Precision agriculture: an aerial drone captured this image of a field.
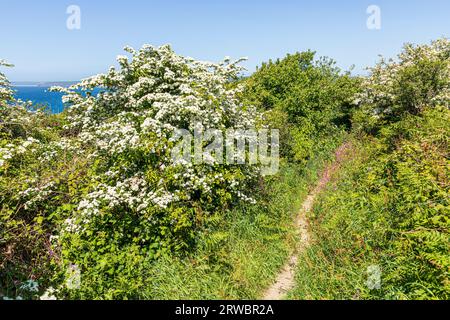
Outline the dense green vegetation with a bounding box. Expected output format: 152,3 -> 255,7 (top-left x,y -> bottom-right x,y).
1,39 -> 448,300
0,46 -> 347,300
290,39 -> 450,300
290,108 -> 449,299
244,51 -> 359,163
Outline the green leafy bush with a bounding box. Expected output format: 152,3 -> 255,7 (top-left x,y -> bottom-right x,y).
244,51 -> 359,162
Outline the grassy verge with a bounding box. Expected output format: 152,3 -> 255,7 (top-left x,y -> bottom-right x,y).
289,108 -> 449,300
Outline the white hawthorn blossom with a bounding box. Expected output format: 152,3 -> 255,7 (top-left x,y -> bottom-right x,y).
52,44 -> 262,234
0,137 -> 40,169
0,59 -> 14,103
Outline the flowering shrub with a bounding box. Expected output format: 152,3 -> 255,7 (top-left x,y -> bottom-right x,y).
354,38 -> 450,132
0,60 -> 13,105
51,44 -> 261,248
1,46 -> 266,298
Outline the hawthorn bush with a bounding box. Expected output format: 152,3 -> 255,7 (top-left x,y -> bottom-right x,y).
353,38 -> 450,132
1,46 -> 264,298
243,51 -> 359,163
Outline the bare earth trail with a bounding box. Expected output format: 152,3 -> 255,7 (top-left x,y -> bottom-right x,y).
262,142 -> 353,300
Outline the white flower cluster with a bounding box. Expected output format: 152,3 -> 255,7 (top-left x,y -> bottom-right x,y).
50,44 -> 261,235
2,281 -> 59,300
19,181 -> 56,210
38,138 -> 82,162
0,137 -> 40,168
5,280 -> 58,300
67,173 -> 178,231
0,59 -> 14,103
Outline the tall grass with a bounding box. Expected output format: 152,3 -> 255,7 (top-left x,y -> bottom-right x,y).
289,108 -> 449,300
137,135 -> 345,300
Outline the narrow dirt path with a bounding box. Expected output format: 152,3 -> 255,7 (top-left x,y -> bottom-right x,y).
262,142 -> 352,300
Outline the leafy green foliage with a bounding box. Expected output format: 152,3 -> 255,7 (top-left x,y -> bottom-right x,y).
244,51 -> 360,162
54,155 -> 339,299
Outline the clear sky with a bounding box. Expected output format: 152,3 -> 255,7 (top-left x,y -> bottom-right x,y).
1,0 -> 449,81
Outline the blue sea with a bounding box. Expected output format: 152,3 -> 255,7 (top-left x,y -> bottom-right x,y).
13,86 -> 66,113
13,85 -> 101,114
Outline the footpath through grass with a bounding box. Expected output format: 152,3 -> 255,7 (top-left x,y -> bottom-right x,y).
289,108 -> 449,300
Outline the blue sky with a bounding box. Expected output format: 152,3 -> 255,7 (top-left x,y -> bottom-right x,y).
1,0 -> 449,81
